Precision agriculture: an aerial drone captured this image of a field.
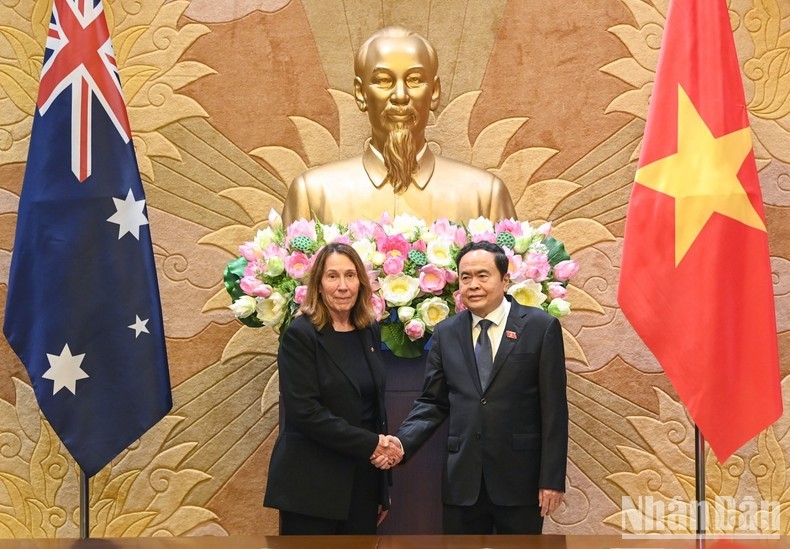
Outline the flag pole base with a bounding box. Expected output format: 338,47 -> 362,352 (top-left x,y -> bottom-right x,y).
695,425 -> 705,535
79,466 -> 89,539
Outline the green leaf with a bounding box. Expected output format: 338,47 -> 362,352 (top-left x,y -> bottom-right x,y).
544,236 -> 570,265
225,256 -> 248,280
238,315 -> 264,328
223,257 -> 248,300
380,322 -> 425,359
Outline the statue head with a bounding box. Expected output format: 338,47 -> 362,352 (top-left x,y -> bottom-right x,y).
353,27 -> 441,193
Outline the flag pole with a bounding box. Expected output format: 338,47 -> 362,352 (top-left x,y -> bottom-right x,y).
79,466 -> 89,539
695,425 -> 705,535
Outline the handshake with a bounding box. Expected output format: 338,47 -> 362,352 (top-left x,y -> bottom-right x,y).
370,434 -> 403,470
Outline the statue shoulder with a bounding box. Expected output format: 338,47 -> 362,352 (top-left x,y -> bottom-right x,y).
282,154 -> 368,225
297,154 -> 365,185
431,154 -> 516,219
432,154 -> 503,185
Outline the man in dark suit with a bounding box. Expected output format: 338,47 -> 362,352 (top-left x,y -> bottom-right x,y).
390,241 -> 568,534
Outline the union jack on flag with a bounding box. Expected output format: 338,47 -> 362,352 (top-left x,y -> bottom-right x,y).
3,0 -> 172,477
39,0 -> 131,182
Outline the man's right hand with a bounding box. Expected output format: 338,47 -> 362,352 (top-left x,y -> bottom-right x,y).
370,435 -> 403,469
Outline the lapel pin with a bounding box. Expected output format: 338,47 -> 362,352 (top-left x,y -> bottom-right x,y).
370,347 -> 375,352
506,330 -> 518,340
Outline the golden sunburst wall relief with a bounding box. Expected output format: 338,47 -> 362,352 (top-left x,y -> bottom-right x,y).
0,0 -> 787,538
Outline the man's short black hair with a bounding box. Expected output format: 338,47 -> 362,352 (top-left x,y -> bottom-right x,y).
455,241 -> 508,278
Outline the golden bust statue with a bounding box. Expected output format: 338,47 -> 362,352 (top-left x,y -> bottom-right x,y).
281,26 -> 516,225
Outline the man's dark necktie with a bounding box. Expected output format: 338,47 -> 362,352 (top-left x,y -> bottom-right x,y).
475,319 -> 494,390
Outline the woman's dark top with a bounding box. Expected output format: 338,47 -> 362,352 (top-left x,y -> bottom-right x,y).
331,328 -> 376,426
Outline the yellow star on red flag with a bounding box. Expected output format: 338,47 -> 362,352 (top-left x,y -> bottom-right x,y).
634,84 -> 766,266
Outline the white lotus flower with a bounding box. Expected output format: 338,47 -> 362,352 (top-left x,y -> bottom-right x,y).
507,280 -> 547,308
380,274 -> 421,307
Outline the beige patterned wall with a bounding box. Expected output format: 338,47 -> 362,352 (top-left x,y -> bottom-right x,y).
0,0 -> 788,538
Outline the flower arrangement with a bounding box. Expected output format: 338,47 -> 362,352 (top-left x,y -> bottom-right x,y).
225,210 -> 579,358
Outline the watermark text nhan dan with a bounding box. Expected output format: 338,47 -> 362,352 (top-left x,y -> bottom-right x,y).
620,496 -> 781,538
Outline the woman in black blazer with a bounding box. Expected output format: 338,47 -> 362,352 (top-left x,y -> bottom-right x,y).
264,242 -> 399,534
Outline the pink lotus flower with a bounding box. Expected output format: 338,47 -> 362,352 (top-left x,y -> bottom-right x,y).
547,282 -> 567,300
367,270 -> 381,291
419,265 -> 447,294
471,231 -> 496,244
239,276 -> 259,294
370,294 -> 387,320
505,249 -> 524,282
268,208 -> 283,230
372,224 -> 388,244
239,242 -> 262,262
444,270 -> 458,284
495,218 -> 522,236
377,233 -> 410,258
285,219 -> 317,243
430,218 -> 455,239
240,276 -> 272,298
379,211 -> 392,225
243,261 -> 260,278
536,221 -> 552,236
522,252 -> 551,282
383,255 -> 405,275
553,260 -> 580,281
411,239 -> 427,253
263,242 -> 288,261
453,290 -> 467,312
294,285 -> 308,304
285,251 -> 311,280
404,319 -> 426,341
349,219 -> 377,240
333,234 -> 351,245
453,227 -> 468,247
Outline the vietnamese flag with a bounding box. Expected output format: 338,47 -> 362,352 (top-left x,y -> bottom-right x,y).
617,0 -> 782,461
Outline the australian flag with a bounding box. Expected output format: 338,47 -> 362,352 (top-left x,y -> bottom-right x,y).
3,0 -> 171,477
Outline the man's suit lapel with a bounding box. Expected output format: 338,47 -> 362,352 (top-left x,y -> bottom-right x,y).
486,301 -> 528,391
455,311 -> 483,394
316,325 -> 361,395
